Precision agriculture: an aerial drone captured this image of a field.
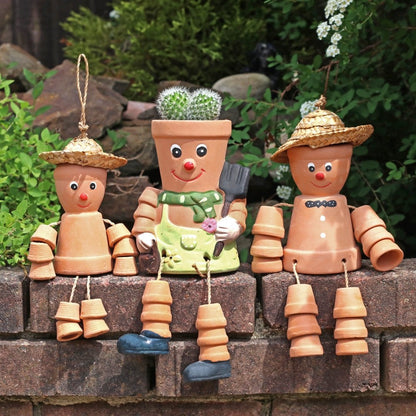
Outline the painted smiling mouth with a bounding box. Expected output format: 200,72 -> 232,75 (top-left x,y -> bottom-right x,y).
171,169 -> 205,182
311,181 -> 331,188
77,203 -> 92,208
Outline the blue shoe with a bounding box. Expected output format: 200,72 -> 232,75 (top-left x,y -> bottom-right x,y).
182,360 -> 231,383
117,330 -> 170,355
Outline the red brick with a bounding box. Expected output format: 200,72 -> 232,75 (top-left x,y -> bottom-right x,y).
156,337 -> 379,396
261,259 -> 415,331
29,270 -> 256,336
272,396 -> 416,416
0,268 -> 25,333
41,401 -> 263,416
0,340 -> 149,396
0,401 -> 32,416
382,337 -> 416,392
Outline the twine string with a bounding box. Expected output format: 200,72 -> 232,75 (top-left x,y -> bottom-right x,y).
69,276 -> 79,303
86,275 -> 91,300
342,260 -> 349,288
192,259 -> 212,304
292,261 -> 300,285
76,54 -> 89,136
156,254 -> 164,281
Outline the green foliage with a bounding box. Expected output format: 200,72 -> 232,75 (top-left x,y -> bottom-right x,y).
226,0 -> 416,255
0,73 -> 64,267
61,1 -> 267,101
156,87 -> 222,120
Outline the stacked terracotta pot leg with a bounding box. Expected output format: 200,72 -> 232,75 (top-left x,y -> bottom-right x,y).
28,224 -> 57,280
141,279 -> 173,339
107,223 -> 138,276
333,286 -> 368,355
55,301 -> 83,342
250,206 -> 284,273
351,205 -> 403,271
80,298 -> 110,338
284,283 -> 323,357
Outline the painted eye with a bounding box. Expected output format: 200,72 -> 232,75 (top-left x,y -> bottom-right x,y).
70,181 -> 78,190
170,144 -> 182,158
325,162 -> 332,172
90,182 -> 97,190
196,144 -> 207,157
307,163 -> 315,172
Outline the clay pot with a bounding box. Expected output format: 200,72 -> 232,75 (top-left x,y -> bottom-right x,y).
56,320 -> 83,342
196,303 -> 230,362
112,237 -> 138,258
251,257 -> 282,274
141,280 -> 173,338
252,206 -> 284,238
27,242 -> 54,262
369,239 -> 404,272
360,225 -> 393,256
55,301 -> 80,322
284,284 -> 319,317
80,298 -> 107,319
334,317 -> 368,339
113,256 -> 139,276
28,261 -> 55,280
335,339 -> 368,356
31,224 -> 57,249
250,234 -> 283,258
83,318 -> 110,339
107,223 -> 131,247
287,313 -> 322,340
351,205 -> 386,242
333,287 -> 367,319
289,334 -> 324,357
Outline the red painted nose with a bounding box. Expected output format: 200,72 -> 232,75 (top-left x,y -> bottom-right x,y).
184,160 -> 195,171
315,172 -> 325,180
80,192 -> 88,201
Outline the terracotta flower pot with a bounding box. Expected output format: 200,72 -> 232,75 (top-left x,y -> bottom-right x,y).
252,206 -> 284,238
351,205 -> 386,242
334,317 -> 368,339
360,225 -> 393,257
112,237 -> 138,258
113,256 -> 139,276
56,320 -> 83,342
333,287 -> 367,319
106,223 -> 131,248
369,239 -> 404,272
27,242 -> 54,262
289,334 -> 324,357
287,313 -> 322,340
251,257 -> 282,274
80,298 -> 107,319
83,318 -> 110,339
31,224 -> 58,250
196,303 -> 230,362
141,280 -> 173,338
55,301 -> 80,322
28,261 -> 55,280
250,234 -> 283,258
284,284 -> 319,317
335,338 -> 368,356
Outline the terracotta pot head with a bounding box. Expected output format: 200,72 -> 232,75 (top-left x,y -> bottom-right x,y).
54,164 -> 107,213
287,144 -> 353,196
152,120 -> 231,193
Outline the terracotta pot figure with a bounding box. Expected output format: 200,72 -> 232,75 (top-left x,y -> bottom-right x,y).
117,87 -> 249,383
28,54 -> 138,341
251,95 -> 403,356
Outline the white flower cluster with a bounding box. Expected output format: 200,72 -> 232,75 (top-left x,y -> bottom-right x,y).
300,100 -> 319,118
273,164 -> 290,181
276,185 -> 292,201
317,0 -> 353,57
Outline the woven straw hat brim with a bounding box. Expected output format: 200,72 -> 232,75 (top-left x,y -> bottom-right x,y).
271,124 -> 374,163
39,150 -> 127,169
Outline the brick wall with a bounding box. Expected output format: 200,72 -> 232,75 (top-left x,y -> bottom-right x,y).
0,259 -> 415,415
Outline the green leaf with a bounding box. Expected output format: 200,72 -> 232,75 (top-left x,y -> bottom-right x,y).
23,68 -> 38,86
19,153 -> 33,169
32,82 -> 44,100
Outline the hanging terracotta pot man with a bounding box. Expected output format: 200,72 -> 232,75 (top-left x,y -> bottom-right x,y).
27,54 -> 138,342
251,96 -> 403,357
117,87 -> 250,383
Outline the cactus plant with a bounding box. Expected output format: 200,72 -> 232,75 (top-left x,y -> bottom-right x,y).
156,87 -> 222,120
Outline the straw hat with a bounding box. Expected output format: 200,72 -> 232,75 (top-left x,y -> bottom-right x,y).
271,96 -> 374,163
39,135 -> 127,170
